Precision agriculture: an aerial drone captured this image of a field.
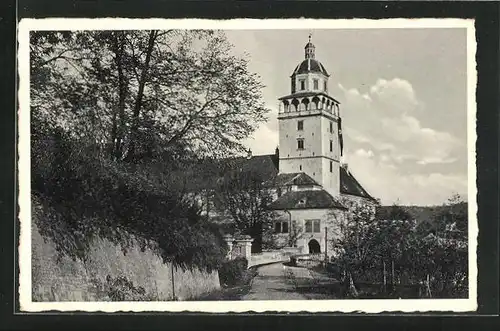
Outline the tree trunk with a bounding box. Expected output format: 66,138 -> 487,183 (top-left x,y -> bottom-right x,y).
383,260 -> 387,293
426,274 -> 432,298
391,260 -> 395,290
348,272 -> 358,298
250,222 -> 263,253
112,32 -> 127,160
127,30 -> 157,161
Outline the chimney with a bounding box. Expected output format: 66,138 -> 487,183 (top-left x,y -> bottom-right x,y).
246,148 -> 252,159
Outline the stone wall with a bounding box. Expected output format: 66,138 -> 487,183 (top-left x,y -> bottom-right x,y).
248,249 -> 300,268
31,222 -> 220,302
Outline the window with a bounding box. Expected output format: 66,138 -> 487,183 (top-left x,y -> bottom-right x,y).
299,165 -> 302,171
313,79 -> 319,90
313,220 -> 321,233
330,121 -> 333,133
305,220 -> 321,233
305,220 -> 312,233
330,161 -> 333,172
324,81 -> 327,91
297,120 -> 303,131
300,79 -> 305,90
330,140 -> 333,152
297,139 -> 304,150
275,221 -> 289,234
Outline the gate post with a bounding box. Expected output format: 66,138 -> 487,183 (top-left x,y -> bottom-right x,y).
223,234 -> 234,260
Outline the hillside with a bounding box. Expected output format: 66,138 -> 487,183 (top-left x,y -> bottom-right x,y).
376,202 -> 468,223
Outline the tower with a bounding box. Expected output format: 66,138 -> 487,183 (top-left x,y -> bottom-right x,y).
277,36 -> 343,197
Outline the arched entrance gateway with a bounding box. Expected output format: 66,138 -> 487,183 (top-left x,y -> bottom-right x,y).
308,239 -> 321,254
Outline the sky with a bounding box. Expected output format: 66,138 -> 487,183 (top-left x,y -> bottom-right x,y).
224,28 -> 470,206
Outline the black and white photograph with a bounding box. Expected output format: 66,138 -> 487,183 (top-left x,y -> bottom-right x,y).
17,18 -> 477,313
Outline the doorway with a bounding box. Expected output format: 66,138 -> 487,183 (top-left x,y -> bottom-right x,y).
308,239 -> 321,254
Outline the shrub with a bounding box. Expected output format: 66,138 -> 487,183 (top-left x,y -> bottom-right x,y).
90,275 -> 159,301
31,129 -> 227,272
218,257 -> 248,287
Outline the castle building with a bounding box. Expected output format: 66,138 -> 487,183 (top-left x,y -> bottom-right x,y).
266,37 -> 376,255
191,37 -> 376,256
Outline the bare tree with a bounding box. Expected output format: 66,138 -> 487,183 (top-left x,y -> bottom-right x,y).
212,168 -> 277,253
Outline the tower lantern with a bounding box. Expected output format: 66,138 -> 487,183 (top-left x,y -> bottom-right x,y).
305,34 -> 315,59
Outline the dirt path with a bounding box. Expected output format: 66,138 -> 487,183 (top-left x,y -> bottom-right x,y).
242,263 -> 313,300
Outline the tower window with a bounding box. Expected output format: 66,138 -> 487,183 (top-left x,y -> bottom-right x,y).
313,79 -> 319,90
297,120 -> 303,131
300,79 -> 305,90
330,121 -> 333,133
330,140 -> 333,152
330,161 -> 333,172
324,81 -> 327,91
297,139 -> 304,150
299,165 -> 302,171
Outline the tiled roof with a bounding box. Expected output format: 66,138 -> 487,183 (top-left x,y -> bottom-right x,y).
340,166 -> 375,201
267,172 -> 319,187
185,154 -> 375,203
184,154 -> 279,192
222,154 -> 279,178
268,189 -> 346,210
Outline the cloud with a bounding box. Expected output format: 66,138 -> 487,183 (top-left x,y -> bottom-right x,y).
339,78 -> 462,166
337,78 -> 467,204
354,148 -> 374,159
348,150 -> 468,206
369,78 -> 419,112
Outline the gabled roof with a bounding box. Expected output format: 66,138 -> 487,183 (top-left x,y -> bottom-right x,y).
340,166 -> 375,201
268,189 -> 346,210
222,154 -> 279,179
184,154 -> 279,192
268,172 -> 319,187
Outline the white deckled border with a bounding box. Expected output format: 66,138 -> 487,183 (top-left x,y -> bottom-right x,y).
18,18 -> 478,313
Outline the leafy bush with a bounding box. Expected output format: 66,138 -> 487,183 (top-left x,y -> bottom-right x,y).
332,199 -> 468,298
218,257 -> 248,287
32,129 -> 227,272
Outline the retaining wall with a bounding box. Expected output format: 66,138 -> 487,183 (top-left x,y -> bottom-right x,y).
31,222 -> 220,302
248,248 -> 302,268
